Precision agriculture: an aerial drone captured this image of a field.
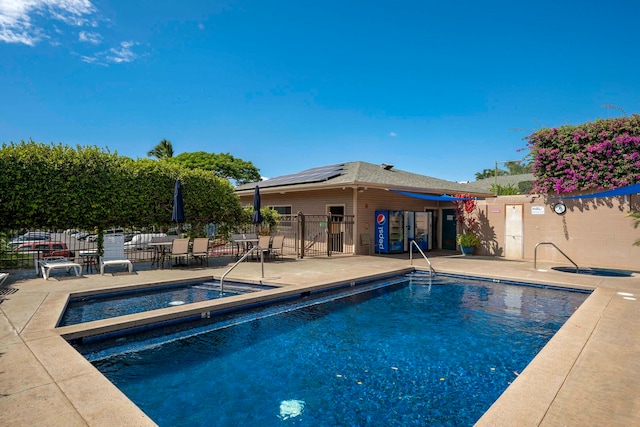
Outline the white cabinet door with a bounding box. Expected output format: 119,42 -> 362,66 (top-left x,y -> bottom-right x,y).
505,205 -> 524,259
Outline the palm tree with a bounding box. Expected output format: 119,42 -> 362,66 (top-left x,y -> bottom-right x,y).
148,139 -> 174,159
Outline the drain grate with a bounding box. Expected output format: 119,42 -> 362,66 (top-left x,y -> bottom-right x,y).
0,288 -> 18,296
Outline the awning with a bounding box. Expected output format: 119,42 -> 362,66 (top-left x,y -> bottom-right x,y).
392,190 -> 481,201
552,183 -> 640,200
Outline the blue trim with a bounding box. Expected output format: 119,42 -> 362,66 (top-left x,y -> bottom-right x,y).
392,190 -> 483,201
552,182 -> 640,200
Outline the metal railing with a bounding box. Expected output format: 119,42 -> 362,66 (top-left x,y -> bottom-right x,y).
409,240 -> 435,275
534,242 -> 579,272
219,245 -> 265,295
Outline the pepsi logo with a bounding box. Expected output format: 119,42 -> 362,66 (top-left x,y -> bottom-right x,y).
376,213 -> 386,225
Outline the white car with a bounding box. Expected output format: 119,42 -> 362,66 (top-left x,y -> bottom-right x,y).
9,232 -> 50,246
124,233 -> 167,250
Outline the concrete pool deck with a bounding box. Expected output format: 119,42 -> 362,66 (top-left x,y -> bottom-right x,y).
0,253 -> 639,426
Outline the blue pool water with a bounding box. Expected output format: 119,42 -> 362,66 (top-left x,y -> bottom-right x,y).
59,281 -> 270,326
77,273 -> 589,426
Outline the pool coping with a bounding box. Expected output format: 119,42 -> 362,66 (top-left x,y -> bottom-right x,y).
1,255 -> 639,426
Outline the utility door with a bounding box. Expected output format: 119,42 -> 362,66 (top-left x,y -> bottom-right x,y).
442,209 -> 457,250
505,204 -> 524,259
328,205 -> 344,253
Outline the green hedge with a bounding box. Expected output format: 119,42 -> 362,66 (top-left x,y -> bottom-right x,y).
0,141 -> 244,234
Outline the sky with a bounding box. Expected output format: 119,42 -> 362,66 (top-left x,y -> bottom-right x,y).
1,0 -> 639,183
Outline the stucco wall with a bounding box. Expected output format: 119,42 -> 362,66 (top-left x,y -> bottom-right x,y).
475,195 -> 640,271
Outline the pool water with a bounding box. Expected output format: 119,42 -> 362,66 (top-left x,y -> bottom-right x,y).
59,281 -> 268,326
78,273 -> 589,426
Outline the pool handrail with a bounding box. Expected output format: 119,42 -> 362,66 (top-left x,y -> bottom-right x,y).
534,242 -> 579,272
219,245 -> 265,295
409,240 -> 435,275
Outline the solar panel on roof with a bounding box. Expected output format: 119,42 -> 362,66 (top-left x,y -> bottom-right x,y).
256,163 -> 345,188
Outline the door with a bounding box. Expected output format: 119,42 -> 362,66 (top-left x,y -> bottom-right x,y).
505,204 -> 524,259
328,205 -> 344,253
442,209 -> 457,250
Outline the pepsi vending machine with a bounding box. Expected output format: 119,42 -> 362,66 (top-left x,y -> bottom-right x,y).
375,210 -> 404,253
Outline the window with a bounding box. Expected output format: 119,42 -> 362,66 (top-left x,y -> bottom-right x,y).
270,206 -> 292,228
271,206 -> 292,215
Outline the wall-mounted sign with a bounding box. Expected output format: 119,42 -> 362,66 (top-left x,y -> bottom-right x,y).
446,215 -> 454,221
491,209 -> 501,213
531,206 -> 545,215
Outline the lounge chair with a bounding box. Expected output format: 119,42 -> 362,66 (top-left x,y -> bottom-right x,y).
270,235 -> 285,261
39,256 -> 82,280
167,238 -> 190,269
100,235 -> 134,275
191,237 -> 210,266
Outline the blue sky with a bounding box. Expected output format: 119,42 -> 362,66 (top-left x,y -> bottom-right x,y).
1,0 -> 639,183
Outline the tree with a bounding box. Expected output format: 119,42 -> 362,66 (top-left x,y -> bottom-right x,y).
148,139 -> 174,159
474,159 -> 532,180
168,151 -> 261,185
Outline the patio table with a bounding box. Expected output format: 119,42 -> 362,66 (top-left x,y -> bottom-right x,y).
78,250 -> 99,274
148,241 -> 173,269
235,238 -> 259,260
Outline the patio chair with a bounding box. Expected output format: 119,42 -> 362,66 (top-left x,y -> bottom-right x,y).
360,233 -> 371,255
167,238 -> 190,269
100,235 -> 134,275
270,235 -> 285,261
230,233 -> 244,258
191,237 -> 210,266
254,235 -> 272,261
0,272 -> 9,286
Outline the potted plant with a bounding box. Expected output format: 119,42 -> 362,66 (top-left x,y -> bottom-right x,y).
457,232 -> 479,255
453,194 -> 480,255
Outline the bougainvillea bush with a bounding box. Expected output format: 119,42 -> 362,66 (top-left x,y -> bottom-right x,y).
526,114 -> 640,194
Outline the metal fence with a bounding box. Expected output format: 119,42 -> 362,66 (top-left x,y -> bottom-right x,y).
1,214 -> 355,271
245,213 -> 354,259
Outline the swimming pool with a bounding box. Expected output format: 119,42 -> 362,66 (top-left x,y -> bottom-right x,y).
59,281 -> 273,326
74,272 -> 589,426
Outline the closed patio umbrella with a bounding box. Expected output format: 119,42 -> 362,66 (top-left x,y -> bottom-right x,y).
252,185 -> 263,224
172,179 -> 185,232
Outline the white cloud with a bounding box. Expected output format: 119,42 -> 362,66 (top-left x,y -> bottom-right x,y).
80,41 -> 138,65
105,41 -> 137,63
389,132 -> 397,137
1,1 -> 142,65
0,0 -> 96,45
79,30 -> 100,44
